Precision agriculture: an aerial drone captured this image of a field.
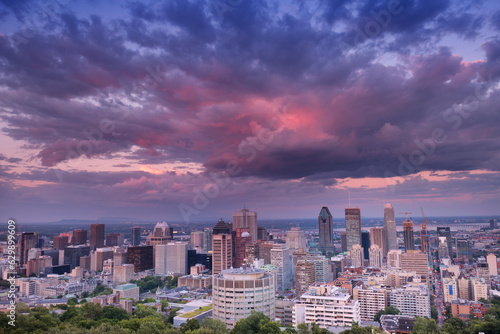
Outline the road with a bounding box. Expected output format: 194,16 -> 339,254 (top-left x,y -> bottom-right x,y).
433,271 -> 445,327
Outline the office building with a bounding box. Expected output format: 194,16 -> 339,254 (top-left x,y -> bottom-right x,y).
271,244 -> 292,291
361,231 -> 370,260
286,227 -> 307,252
113,283 -> 140,301
178,274 -> 212,289
457,272 -> 472,300
53,235 -> 69,250
80,255 -> 91,270
212,232 -> 233,275
258,226 -> 270,241
437,227 -> 453,258
275,298 -> 294,327
233,208 -> 258,243
91,248 -> 113,272
190,231 -> 205,250
318,207 -> 335,254
106,233 -> 124,247
370,227 -> 387,257
438,237 -> 450,260
420,224 -> 431,262
477,261 -> 491,295
294,260 -> 315,295
384,203 -> 397,251
490,219 -> 497,229
131,226 -> 141,246
456,238 -> 472,260
212,268 -> 275,328
149,222 -> 173,246
308,255 -> 332,284
213,218 -> 232,235
63,245 -> 90,269
403,219 -> 414,252
353,285 -> 389,321
487,254 -> 498,276
390,285 -> 430,318
72,229 -> 87,245
155,242 -> 188,275
20,232 -> 38,265
443,277 -> 458,303
472,278 -> 489,301
350,244 -> 364,268
401,251 -> 430,285
126,246 -> 153,272
203,228 -> 213,252
293,285 -> 360,329
90,224 -> 105,249
345,207 -> 361,252
113,264 -> 134,286
340,232 -> 347,252
369,245 -> 383,268
234,228 -> 251,268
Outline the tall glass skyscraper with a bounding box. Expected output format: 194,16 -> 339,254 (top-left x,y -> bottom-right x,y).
403,220 -> 415,252
384,203 -> 397,251
345,207 -> 361,251
318,207 -> 335,254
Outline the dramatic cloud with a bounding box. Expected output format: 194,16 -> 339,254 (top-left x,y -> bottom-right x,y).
0,0 -> 499,221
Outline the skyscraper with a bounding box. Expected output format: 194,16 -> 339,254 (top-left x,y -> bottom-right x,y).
72,229 -> 87,245
370,227 -> 387,257
106,233 -> 124,247
271,244 -> 292,291
403,219 -> 414,252
212,229 -> 233,274
20,232 -> 38,265
149,222 -> 173,246
420,224 -> 431,263
384,204 -> 397,251
350,244 -> 364,268
286,227 -> 308,252
234,228 -> 251,268
155,242 -> 188,275
126,246 -> 154,272
318,207 -> 335,254
53,235 -> 69,250
456,238 -> 472,260
132,226 -> 141,246
90,224 -> 105,249
369,245 -> 383,268
233,208 -> 258,243
213,218 -> 231,235
345,207 -> 361,252
190,231 -> 205,250
437,227 -> 452,258
361,231 -> 370,260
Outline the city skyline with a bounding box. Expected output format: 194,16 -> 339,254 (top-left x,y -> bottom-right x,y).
1,0 -> 500,223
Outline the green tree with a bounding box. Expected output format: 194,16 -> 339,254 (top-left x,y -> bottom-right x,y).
201,317 -> 228,333
431,306 -> 438,320
181,318 -> 201,333
231,312 -> 271,334
374,306 -> 401,323
297,323 -> 309,334
80,302 -> 103,321
60,305 -> 79,322
412,317 -> 439,334
441,317 -> 466,334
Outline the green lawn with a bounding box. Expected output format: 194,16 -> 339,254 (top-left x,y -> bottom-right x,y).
179,305 -> 212,318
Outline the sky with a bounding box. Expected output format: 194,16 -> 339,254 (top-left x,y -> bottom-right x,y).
0,0 -> 500,223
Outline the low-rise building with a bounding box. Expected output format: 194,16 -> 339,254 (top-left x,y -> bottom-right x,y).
113,283 -> 140,300
178,274 -> 212,290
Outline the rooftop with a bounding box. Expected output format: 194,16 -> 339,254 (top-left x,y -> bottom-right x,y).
114,283 -> 138,291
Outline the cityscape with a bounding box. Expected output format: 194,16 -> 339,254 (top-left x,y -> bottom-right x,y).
1,0 -> 500,333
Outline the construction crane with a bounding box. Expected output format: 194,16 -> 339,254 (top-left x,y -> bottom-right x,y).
399,212 -> 412,221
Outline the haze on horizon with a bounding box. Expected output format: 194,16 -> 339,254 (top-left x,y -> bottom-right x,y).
1,0 -> 500,223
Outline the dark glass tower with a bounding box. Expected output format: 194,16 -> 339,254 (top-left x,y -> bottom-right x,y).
403,220 -> 415,251
318,207 -> 335,254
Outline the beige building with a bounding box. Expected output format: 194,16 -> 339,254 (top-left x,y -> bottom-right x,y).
286,227 -> 308,252
113,283 -> 140,301
387,250 -> 402,268
212,233 -> 233,274
353,285 -> 388,321
212,268 -> 275,328
350,244 -> 364,268
113,264 -> 134,286
487,254 -> 498,276
294,260 -> 315,295
178,274 -> 212,289
401,251 -> 430,285
472,278 -> 488,301
370,227 -> 387,257
233,208 -> 258,243
369,245 -> 383,268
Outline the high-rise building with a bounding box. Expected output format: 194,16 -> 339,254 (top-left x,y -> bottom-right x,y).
155,242 -> 188,275
443,277 -> 458,303
457,272 -> 472,300
308,255 -> 332,284
490,219 -> 497,230
63,245 -> 90,269
420,224 -> 431,263
258,226 -> 270,241
477,261 -> 491,295
113,264 -> 134,286
53,235 -> 69,250
294,260 -> 315,295
403,220 -> 414,252
131,227 -> 141,246
345,207 -> 361,252
203,228 -> 213,252
106,233 -> 124,247
370,227 -> 387,257
126,246 -> 154,272
286,227 -> 307,252
72,229 -> 87,245
90,224 -> 105,249
213,268 -> 275,328
350,244 -> 364,268
384,204 -> 397,251
258,241 -> 275,264
361,231 -> 370,260
90,247 -> 114,272
318,207 -> 335,254
212,232 -> 233,274
471,277 -> 489,301
271,244 -> 292,291
390,285 -> 430,318
20,232 -> 38,265
149,222 -> 173,246
213,218 -> 231,235
438,237 -> 450,260
437,227 -> 453,258
340,232 -> 347,252
369,245 -> 383,268
487,254 -> 498,276
233,208 -> 258,243
401,251 -> 430,285
293,285 -> 360,329
234,228 -> 251,268
190,231 -> 205,250
387,250 -> 402,268
353,285 -> 389,321
456,238 -> 472,260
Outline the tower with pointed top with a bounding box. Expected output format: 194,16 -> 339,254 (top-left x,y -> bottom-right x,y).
318,207 -> 335,254
384,203 -> 397,251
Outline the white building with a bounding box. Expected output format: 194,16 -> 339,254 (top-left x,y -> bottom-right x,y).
212,268 -> 275,328
350,244 -> 364,268
471,277 -> 489,301
487,254 -> 498,276
443,277 -> 458,303
390,285 -> 430,318
271,244 -> 292,291
293,285 -> 360,329
155,242 -> 188,275
353,285 -> 388,321
387,250 -> 402,268
286,227 -> 308,252
369,245 -> 383,268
